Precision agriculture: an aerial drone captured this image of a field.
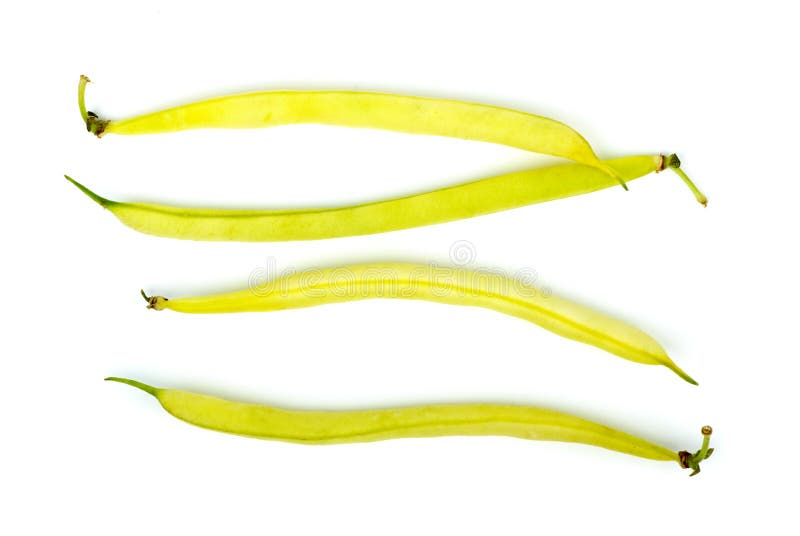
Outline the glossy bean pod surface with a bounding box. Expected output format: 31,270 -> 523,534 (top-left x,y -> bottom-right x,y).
106,377 -> 714,475
143,262 -> 697,384
66,155 -> 705,242
78,75 -> 626,185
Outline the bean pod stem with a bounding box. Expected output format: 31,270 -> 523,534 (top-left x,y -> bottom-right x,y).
105,377 -> 713,475
660,153 -> 707,206
678,425 -> 715,476
140,262 -> 697,384
78,75 -> 109,137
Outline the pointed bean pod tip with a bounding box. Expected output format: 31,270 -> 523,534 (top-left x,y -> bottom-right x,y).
665,361 -> 699,386
105,376 -> 159,397
598,162 -> 629,190
64,175 -> 112,208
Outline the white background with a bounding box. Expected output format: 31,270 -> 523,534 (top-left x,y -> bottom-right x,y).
2,1 -> 798,534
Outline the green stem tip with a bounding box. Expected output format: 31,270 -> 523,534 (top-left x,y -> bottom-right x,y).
598,163 -> 628,191
78,75 -> 90,123
64,175 -> 111,208
679,425 -> 714,476
78,75 -> 110,137
663,154 -> 708,207
667,361 -> 699,386
105,377 -> 159,397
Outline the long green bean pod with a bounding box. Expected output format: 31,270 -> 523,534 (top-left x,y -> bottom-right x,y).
78,75 -> 628,187
142,262 -> 697,384
65,154 -> 705,243
105,377 -> 714,475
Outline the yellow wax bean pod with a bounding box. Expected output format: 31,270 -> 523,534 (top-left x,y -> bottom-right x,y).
142,262 -> 697,384
65,155 -> 705,243
78,75 -> 627,187
106,377 -> 715,475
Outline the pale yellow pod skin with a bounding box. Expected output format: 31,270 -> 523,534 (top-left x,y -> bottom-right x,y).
67,156 -> 662,242
96,88 -> 621,182
105,378 -> 683,465
147,262 -> 696,384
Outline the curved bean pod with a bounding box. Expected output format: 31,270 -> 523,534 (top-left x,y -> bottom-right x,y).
143,262 -> 697,384
105,377 -> 714,474
65,155 -> 705,242
78,75 -> 627,187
